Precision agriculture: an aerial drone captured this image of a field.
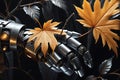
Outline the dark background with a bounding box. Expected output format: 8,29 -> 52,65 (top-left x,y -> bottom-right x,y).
0,0 -> 120,80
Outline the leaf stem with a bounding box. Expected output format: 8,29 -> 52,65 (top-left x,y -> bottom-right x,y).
5,0 -> 23,19
20,0 -> 48,7
109,72 -> 120,77
112,68 -> 120,73
96,76 -> 103,80
60,12 -> 75,35
79,29 -> 92,38
34,18 -> 43,29
3,0 -> 9,15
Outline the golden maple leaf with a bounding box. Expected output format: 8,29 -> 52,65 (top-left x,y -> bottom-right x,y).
75,0 -> 120,55
27,19 -> 65,57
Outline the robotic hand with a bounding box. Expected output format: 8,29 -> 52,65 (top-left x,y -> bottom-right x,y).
0,19 -> 93,77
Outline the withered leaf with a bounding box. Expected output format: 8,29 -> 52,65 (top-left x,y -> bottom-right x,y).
75,0 -> 120,55
27,19 -> 65,57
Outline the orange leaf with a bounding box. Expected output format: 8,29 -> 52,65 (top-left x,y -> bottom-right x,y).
75,0 -> 120,55
28,20 -> 65,57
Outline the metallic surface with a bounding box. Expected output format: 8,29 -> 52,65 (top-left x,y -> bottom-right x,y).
55,43 -> 71,57
66,35 -> 81,50
0,19 -> 24,50
60,64 -> 73,76
49,52 -> 62,64
0,19 -> 90,77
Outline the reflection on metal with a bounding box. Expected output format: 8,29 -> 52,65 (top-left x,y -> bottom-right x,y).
0,19 -> 91,78
2,46 -> 7,51
83,51 -> 93,68
0,19 -> 25,50
25,42 -> 37,60
60,64 -> 73,76
0,31 -> 9,41
56,43 -> 71,57
66,35 -> 81,50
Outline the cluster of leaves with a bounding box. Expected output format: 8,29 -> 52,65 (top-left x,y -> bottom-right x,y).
27,0 -> 120,57
86,57 -> 113,80
0,0 -> 120,80
0,0 -> 119,57
86,56 -> 120,80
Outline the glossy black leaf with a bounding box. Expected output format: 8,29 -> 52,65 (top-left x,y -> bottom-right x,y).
99,57 -> 113,75
23,5 -> 40,19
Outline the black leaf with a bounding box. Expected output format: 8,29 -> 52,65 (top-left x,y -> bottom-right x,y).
23,5 -> 40,19
99,57 -> 113,75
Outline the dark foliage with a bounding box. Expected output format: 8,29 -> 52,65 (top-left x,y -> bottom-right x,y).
0,0 -> 120,80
